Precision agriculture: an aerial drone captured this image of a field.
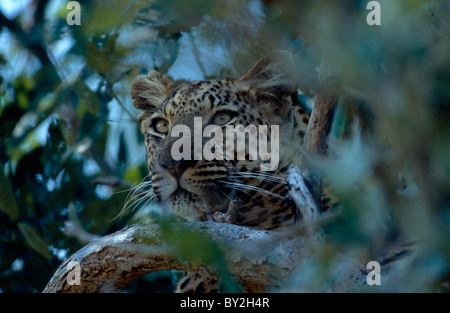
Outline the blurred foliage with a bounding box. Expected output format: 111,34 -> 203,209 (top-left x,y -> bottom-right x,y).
0,0 -> 449,292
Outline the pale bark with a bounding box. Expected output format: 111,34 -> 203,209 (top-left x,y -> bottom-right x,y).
43,220 -> 322,293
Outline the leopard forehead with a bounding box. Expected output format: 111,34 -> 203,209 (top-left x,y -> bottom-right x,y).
158,79 -> 252,120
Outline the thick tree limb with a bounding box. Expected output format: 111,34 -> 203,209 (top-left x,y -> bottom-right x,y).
43,221 -> 321,293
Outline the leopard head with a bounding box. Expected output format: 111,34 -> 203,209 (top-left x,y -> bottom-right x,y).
131,51 -> 307,223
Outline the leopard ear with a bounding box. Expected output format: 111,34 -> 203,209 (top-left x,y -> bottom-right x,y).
131,70 -> 174,112
238,50 -> 298,96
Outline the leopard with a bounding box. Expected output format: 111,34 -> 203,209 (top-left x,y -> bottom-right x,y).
130,51 -> 333,292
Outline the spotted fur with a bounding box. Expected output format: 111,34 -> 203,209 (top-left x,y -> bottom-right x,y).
131,51 -> 319,292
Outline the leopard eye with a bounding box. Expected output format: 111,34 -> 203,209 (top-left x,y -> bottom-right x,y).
152,118 -> 169,134
213,111 -> 236,126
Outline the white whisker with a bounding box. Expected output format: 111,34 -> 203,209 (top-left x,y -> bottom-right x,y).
112,175 -> 155,221
218,179 -> 284,200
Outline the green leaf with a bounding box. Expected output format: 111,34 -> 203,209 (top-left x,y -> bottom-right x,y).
103,33 -> 119,55
18,222 -> 52,259
74,82 -> 101,116
85,34 -> 119,75
8,116 -> 53,172
160,221 -> 223,263
0,164 -> 19,221
123,166 -> 142,185
159,221 -> 241,292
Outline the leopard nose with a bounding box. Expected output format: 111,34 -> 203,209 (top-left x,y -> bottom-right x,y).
160,155 -> 197,179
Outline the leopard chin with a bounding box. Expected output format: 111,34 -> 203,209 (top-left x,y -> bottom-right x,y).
162,187 -> 232,221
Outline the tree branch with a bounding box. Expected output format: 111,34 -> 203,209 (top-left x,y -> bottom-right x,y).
301,55 -> 340,207
43,220 -> 321,293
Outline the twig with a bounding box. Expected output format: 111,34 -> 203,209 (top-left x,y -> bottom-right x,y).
62,203 -> 101,245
